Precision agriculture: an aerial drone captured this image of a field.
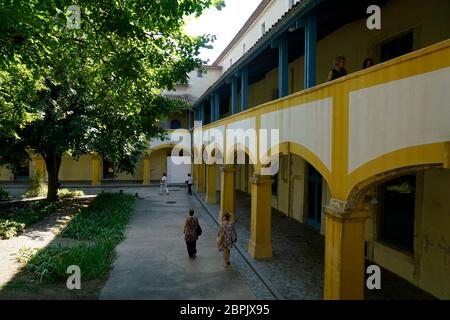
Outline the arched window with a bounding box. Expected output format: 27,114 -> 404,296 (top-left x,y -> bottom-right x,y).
170,119 -> 182,129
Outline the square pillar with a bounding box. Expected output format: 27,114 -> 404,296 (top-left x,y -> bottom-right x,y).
32,155 -> 46,179
205,164 -> 217,204
278,35 -> 288,98
304,12 -> 317,89
323,205 -> 369,300
91,154 -> 102,186
240,67 -> 248,111
248,174 -> 273,258
210,96 -> 215,123
231,77 -> 238,115
219,165 -> 236,223
196,163 -> 206,192
142,155 -> 151,185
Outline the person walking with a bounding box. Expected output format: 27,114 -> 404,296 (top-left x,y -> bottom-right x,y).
186,173 -> 193,195
183,209 -> 201,258
216,212 -> 237,268
159,173 -> 169,195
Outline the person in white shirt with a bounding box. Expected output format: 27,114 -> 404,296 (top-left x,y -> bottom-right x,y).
159,173 -> 169,195
186,173 -> 193,195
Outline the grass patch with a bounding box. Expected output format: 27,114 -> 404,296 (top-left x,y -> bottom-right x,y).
57,188 -> 85,199
0,187 -> 9,201
15,193 -> 135,284
60,192 -> 135,242
16,242 -> 115,282
0,201 -> 60,239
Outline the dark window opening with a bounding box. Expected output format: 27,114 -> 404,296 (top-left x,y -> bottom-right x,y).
170,119 -> 182,129
379,175 -> 416,253
272,173 -> 278,196
103,159 -> 114,179
14,161 -> 29,180
307,164 -> 323,230
380,31 -> 414,62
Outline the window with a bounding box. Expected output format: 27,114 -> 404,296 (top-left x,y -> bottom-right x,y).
230,58 -> 233,66
261,22 -> 266,36
243,44 -> 246,54
103,159 -> 114,179
14,160 -> 29,180
197,69 -> 204,78
380,31 -> 414,62
379,175 -> 416,253
170,119 -> 182,129
272,174 -> 278,196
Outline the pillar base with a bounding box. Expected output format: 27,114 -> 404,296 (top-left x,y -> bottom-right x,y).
248,239 -> 272,259
205,194 -> 217,204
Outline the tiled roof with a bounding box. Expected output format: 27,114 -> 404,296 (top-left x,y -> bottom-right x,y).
162,94 -> 196,105
194,0 -> 317,106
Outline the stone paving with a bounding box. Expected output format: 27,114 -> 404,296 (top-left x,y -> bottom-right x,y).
196,190 -> 437,300
100,187 -> 258,300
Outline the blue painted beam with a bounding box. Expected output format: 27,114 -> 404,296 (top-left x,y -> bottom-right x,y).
231,76 -> 238,115
210,95 -> 215,123
278,35 -> 289,98
200,104 -> 205,124
214,92 -> 220,121
241,67 -> 248,111
304,12 -> 317,89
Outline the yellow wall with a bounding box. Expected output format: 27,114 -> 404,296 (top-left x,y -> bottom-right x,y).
114,157 -> 144,181
59,155 -> 92,181
366,169 -> 450,299
149,148 -> 169,181
0,166 -> 13,181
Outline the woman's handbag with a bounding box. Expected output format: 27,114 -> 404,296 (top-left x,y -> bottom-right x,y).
216,226 -> 223,246
196,223 -> 202,236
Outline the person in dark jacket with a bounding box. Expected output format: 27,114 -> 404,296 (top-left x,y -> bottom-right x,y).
327,56 -> 347,81
183,208 -> 199,258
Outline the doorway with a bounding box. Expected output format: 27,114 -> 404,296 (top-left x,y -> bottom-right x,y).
307,164 -> 323,230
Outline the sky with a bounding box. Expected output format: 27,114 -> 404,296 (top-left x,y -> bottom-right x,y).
184,0 -> 262,64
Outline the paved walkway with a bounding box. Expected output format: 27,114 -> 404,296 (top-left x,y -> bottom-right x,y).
100,187 -> 256,300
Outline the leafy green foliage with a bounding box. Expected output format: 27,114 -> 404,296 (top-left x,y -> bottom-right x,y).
16,242 -> 115,281
24,172 -> 48,198
57,188 -> 84,198
0,0 -> 223,200
0,187 -> 9,201
0,201 -> 60,239
60,192 -> 135,242
16,192 -> 135,282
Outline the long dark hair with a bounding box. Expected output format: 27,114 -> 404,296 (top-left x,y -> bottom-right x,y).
362,58 -> 374,69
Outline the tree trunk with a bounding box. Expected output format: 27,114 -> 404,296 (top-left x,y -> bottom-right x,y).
44,153 -> 62,201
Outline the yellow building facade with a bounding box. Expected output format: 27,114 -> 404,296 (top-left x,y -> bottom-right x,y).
1,0 -> 449,300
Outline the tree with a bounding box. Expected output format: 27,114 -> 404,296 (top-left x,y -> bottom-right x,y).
0,0 -> 224,200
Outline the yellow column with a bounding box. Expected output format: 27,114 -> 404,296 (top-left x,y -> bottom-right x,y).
219,165 -> 236,222
196,163 -> 206,192
91,154 -> 101,186
33,155 -> 46,178
248,174 -> 272,258
444,141 -> 450,169
193,164 -> 199,186
323,203 -> 369,300
142,155 -> 151,185
205,164 -> 217,204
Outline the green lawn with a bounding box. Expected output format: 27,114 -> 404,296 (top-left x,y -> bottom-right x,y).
0,192 -> 136,299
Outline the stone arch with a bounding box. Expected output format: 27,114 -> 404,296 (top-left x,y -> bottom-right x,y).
345,163 -> 442,211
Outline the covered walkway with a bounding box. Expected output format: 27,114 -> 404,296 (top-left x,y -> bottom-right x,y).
196,190 -> 436,300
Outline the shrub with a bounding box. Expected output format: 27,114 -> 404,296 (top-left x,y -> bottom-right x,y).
0,187 -> 9,201
57,189 -> 84,198
24,172 -> 47,198
0,201 -> 60,239
60,193 -> 135,243
16,241 -> 115,282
